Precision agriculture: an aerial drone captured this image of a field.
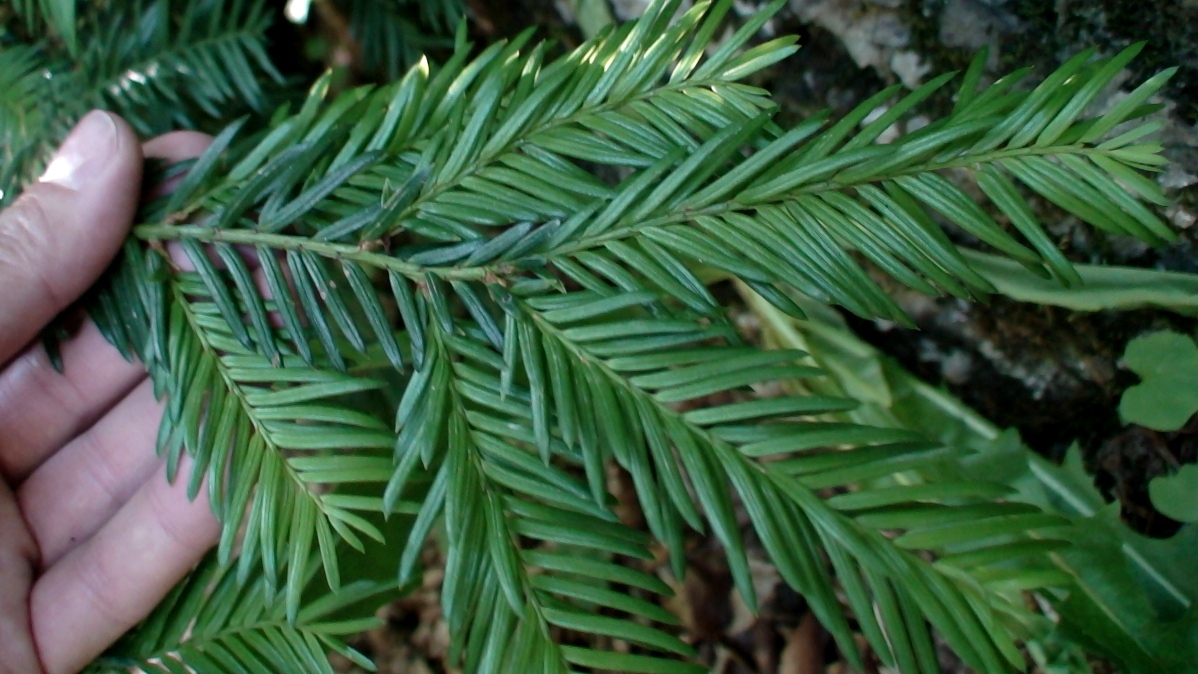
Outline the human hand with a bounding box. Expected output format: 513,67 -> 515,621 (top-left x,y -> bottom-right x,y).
0,112 -> 220,674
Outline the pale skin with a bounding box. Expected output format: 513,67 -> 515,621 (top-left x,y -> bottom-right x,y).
0,111 -> 219,674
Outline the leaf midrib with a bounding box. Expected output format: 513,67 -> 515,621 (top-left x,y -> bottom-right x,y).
551,142 -> 1102,256
171,281 -> 339,543
434,324 -> 569,671
135,142 -> 1107,287
524,300 -> 1006,631
80,13 -> 270,107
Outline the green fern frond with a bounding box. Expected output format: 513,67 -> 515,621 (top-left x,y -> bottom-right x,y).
387,325 -> 700,674
532,41 -> 1177,324
95,240 -> 407,623
76,0 -> 281,132
75,0 -> 1180,671
10,0 -> 76,51
0,43 -> 53,202
84,553 -> 386,674
516,295 -> 1072,672
0,0 -> 281,203
340,0 -> 465,78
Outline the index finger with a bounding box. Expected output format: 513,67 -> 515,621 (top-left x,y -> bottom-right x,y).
0,131 -> 214,483
0,111 -> 142,364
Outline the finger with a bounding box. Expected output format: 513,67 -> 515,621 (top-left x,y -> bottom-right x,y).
0,111 -> 142,364
20,131 -> 220,674
143,130 -> 214,161
146,134 -> 297,336
29,455 -> 219,674
144,131 -> 216,195
17,380 -> 162,567
0,481 -> 42,674
0,322 -> 144,482
0,130 -> 216,482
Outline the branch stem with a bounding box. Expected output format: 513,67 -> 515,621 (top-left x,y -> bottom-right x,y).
134,223 -> 491,281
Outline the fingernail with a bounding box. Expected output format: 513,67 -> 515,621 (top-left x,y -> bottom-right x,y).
39,111 -> 119,190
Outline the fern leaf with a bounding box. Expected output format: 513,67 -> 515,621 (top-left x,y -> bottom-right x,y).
387,324 -> 696,673
339,0 -> 465,79
74,0 -> 282,133
0,0 -> 281,203
0,43 -> 55,204
84,553 -> 387,674
10,0 -> 76,52
516,291 -> 1071,672
76,0 -> 1179,671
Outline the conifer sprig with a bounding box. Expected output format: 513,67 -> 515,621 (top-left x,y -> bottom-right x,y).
341,0 -> 466,78
10,0 -> 76,52
84,553 -> 387,674
59,0 -> 1179,671
0,0 -> 281,204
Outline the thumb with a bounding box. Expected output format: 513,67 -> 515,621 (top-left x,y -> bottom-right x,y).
0,111 -> 143,364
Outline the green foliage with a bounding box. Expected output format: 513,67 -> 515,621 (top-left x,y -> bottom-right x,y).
562,0 -> 618,38
10,0 -> 76,51
959,247 -> 1198,316
1115,330 -> 1198,526
0,0 -> 281,203
6,0 -> 1187,672
0,42 -> 51,202
340,0 -> 466,78
1150,464 -> 1198,523
84,553 -> 389,674
748,288 -> 1198,674
1119,330 -> 1198,430
1022,447 -> 1198,674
